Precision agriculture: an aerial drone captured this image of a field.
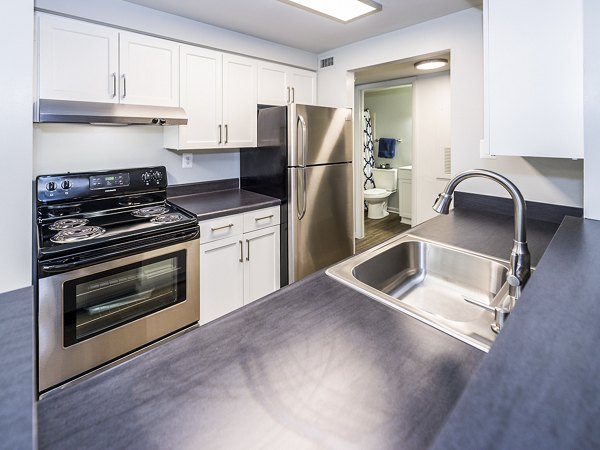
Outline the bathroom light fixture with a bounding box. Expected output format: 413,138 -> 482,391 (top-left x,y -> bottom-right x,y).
279,0 -> 382,23
414,59 -> 449,70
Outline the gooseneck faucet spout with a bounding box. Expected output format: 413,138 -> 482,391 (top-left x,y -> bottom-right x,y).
433,169 -> 531,332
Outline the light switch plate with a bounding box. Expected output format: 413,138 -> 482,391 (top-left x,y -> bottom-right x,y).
182,153 -> 193,168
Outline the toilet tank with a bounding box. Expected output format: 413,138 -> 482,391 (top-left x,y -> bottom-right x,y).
372,168 -> 398,191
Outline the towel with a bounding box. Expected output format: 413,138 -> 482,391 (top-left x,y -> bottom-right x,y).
378,138 -> 396,158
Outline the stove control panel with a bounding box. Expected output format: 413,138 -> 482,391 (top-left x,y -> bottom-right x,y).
37,167 -> 169,203
141,169 -> 164,185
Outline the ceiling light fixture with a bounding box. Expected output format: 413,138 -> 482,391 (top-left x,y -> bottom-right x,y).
279,0 -> 382,23
414,59 -> 449,70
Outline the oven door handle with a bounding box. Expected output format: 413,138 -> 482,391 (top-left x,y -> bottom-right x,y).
41,228 -> 200,274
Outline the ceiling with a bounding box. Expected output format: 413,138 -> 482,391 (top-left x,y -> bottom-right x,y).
124,0 -> 482,54
354,51 -> 451,85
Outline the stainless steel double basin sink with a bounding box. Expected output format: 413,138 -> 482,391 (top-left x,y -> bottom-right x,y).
327,234 -> 515,352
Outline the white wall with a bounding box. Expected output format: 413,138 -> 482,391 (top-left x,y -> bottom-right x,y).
33,125 -> 239,183
412,72 -> 451,225
0,1 -> 34,294
318,8 -> 584,208
583,0 -> 600,219
34,0 -> 316,69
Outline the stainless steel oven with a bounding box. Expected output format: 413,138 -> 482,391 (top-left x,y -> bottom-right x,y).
38,239 -> 199,392
35,167 -> 200,392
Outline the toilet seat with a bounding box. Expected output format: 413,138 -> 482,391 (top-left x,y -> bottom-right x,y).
364,188 -> 388,199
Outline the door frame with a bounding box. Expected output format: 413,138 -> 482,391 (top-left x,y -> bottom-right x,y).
353,77 -> 415,239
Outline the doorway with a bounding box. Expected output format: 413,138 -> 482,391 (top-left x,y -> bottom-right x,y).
352,52 -> 452,250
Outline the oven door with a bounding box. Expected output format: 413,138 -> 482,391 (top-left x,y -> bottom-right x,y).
38,238 -> 199,392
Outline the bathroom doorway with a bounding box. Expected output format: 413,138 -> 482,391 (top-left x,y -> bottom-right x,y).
352,52 -> 452,250
357,84 -> 413,252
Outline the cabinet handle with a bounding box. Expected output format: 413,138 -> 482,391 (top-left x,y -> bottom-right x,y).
211,223 -> 234,231
239,240 -> 243,262
224,124 -> 229,144
287,86 -> 291,103
291,87 -> 295,103
255,214 -> 274,222
246,239 -> 250,261
121,74 -> 127,98
218,124 -> 222,144
111,73 -> 117,98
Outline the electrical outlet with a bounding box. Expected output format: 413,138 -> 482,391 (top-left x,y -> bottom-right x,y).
182,153 -> 193,168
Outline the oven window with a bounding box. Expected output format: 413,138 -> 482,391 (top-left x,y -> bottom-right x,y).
63,250 -> 187,347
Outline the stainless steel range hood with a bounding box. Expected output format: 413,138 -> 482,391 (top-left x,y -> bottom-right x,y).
37,99 -> 188,125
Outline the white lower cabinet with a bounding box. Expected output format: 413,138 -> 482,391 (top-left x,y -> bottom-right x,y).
398,168 -> 412,224
200,235 -> 245,324
199,207 -> 280,325
243,226 -> 280,304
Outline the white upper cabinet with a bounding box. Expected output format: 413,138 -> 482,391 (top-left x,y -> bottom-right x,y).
165,45 -> 223,149
257,61 -> 316,106
37,13 -> 179,107
484,0 -> 583,158
222,54 -> 258,148
119,32 -> 179,107
165,49 -> 257,150
38,14 -> 119,103
289,69 -> 317,105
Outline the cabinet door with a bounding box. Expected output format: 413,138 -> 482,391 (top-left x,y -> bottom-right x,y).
257,62 -> 289,106
119,32 -> 179,107
38,14 -> 119,103
222,54 -> 257,148
399,179 -> 412,220
485,0 -> 583,158
199,235 -> 244,324
243,226 -> 280,304
165,45 -> 223,150
290,69 -> 317,105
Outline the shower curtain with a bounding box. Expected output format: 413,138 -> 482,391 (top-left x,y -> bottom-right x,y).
363,109 -> 375,190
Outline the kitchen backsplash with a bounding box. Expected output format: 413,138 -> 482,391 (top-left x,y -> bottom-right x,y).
33,123 -> 240,184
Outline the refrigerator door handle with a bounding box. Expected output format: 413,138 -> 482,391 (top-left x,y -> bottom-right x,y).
297,114 -> 307,220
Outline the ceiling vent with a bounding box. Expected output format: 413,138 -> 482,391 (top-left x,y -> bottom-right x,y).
320,56 -> 335,69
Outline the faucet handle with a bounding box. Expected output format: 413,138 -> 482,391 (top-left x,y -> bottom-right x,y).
507,274 -> 521,287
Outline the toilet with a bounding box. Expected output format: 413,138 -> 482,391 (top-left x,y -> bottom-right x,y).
364,168 -> 398,219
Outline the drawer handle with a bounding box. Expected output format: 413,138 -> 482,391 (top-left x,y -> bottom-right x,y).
211,223 -> 234,231
255,214 -> 274,221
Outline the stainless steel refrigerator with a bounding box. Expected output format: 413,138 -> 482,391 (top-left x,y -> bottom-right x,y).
241,104 -> 354,286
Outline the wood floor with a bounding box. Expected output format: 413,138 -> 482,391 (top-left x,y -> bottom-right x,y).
355,213 -> 411,253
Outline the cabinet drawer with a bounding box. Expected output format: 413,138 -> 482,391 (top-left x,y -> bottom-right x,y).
243,206 -> 280,232
199,214 -> 243,244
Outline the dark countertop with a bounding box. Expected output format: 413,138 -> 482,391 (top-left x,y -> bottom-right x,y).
409,207 -> 560,266
0,286 -> 34,450
432,216 -> 600,449
36,207 -> 587,449
169,188 -> 280,221
38,271 -> 483,450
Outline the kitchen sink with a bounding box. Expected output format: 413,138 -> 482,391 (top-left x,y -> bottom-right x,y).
326,234 -> 514,351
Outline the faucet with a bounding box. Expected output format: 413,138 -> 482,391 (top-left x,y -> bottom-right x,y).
432,169 -> 531,333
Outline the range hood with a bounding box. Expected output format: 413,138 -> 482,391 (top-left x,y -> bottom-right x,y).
37,99 -> 188,125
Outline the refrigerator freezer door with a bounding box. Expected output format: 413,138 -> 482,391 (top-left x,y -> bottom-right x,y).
289,104 -> 352,167
288,163 -> 354,282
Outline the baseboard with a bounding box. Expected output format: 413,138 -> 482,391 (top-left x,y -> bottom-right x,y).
400,217 -> 412,225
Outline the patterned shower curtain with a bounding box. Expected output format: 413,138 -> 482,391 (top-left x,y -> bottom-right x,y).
363,109 -> 375,190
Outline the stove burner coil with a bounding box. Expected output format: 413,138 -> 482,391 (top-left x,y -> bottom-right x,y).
131,206 -> 170,218
151,213 -> 185,224
49,218 -> 89,230
50,226 -> 106,244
